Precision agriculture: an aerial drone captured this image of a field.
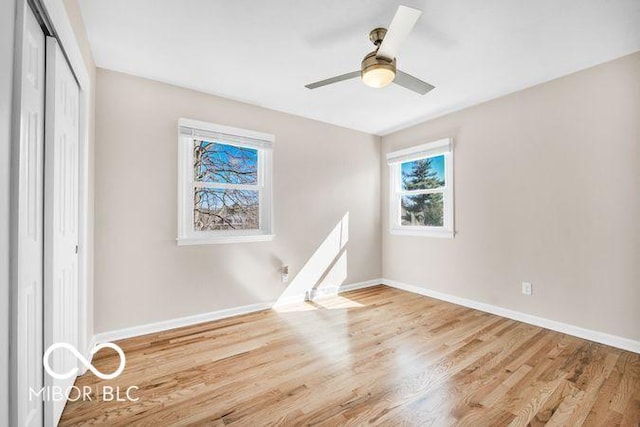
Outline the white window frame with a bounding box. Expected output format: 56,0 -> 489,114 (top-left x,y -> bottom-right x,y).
387,138 -> 454,238
177,118 -> 274,245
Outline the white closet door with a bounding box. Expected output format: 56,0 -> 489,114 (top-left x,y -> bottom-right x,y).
44,37 -> 80,427
16,4 -> 45,427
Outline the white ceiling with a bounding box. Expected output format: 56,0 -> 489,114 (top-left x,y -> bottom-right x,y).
78,0 -> 640,135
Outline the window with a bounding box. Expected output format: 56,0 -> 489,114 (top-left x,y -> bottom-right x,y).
177,119 -> 274,245
387,138 -> 454,238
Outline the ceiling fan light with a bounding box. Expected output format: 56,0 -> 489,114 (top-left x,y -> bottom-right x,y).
362,67 -> 396,88
361,51 -> 396,89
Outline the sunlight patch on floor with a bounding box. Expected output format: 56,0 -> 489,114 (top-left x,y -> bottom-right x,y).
273,303 -> 317,313
273,295 -> 364,313
312,295 -> 364,310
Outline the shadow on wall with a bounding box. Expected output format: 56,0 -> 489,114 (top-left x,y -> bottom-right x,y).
274,212 -> 350,307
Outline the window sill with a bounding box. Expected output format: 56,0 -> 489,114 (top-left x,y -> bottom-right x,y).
177,234 -> 275,246
390,228 -> 454,239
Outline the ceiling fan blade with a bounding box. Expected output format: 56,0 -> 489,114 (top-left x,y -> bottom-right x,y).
305,71 -> 360,89
394,70 -> 435,95
376,5 -> 422,61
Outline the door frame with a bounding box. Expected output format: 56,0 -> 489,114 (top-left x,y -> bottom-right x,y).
9,0 -> 91,424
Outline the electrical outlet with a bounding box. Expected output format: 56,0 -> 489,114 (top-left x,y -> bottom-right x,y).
522,282 -> 532,296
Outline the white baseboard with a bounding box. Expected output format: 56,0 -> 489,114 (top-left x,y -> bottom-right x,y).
94,301 -> 273,344
382,279 -> 640,354
339,278 -> 383,292
94,278 -> 383,345
308,279 -> 384,302
91,278 -> 637,357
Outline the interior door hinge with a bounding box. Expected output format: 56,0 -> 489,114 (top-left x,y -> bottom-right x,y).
75,245 -> 79,254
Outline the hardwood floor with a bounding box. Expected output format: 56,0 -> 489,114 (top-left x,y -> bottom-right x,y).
60,285 -> 640,426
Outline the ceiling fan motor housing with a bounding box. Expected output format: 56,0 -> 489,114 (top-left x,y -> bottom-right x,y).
361,51 -> 396,77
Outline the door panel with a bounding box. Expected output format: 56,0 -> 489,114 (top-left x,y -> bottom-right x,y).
17,5 -> 45,427
44,37 -> 80,427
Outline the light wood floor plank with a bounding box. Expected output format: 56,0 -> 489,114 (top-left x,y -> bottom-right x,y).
59,285 -> 640,426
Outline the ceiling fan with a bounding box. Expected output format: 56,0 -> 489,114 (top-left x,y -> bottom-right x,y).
305,5 -> 435,95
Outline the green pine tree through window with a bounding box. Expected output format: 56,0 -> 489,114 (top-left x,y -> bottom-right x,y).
401,157 -> 445,227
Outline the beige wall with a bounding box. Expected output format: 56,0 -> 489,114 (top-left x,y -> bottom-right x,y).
381,52 -> 640,341
94,69 -> 381,333
64,0 -> 97,351
94,51 -> 638,341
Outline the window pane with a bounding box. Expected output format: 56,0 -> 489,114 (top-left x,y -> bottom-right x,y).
401,193 -> 444,227
194,140 -> 258,184
194,188 -> 259,231
401,155 -> 445,191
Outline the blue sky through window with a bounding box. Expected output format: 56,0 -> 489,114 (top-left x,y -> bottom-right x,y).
194,140 -> 258,184
401,154 -> 445,189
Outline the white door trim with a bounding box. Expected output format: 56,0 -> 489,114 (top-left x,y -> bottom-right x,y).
11,3 -> 46,425
37,0 -> 92,364
9,0 -> 92,425
38,8 -> 91,362
40,0 -> 89,90
44,36 -> 81,427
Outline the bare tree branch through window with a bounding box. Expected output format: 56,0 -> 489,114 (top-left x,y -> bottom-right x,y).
192,140 -> 260,231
